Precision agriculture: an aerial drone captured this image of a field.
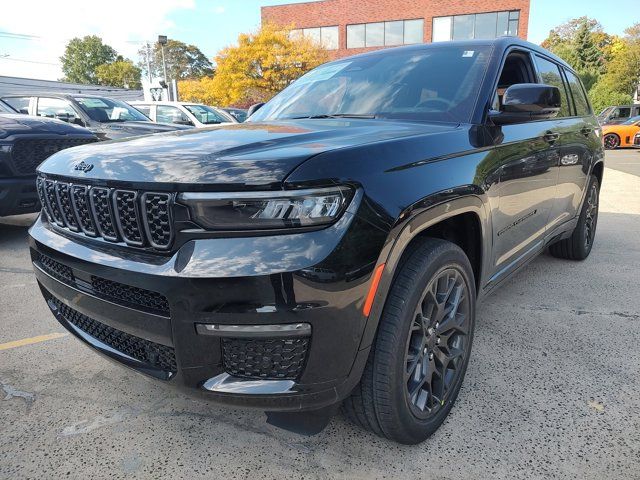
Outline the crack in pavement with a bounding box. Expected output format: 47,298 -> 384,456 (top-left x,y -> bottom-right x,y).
495,303 -> 640,320
1,380 -> 35,411
0,266 -> 33,275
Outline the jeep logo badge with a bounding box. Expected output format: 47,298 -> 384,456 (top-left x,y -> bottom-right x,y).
74,161 -> 94,173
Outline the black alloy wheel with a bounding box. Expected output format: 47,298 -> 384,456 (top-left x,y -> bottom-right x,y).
405,267 -> 471,418
583,181 -> 599,250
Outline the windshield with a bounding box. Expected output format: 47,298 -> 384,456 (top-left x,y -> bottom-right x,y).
184,104 -> 232,124
0,100 -> 14,113
250,45 -> 491,124
75,97 -> 150,123
622,115 -> 640,125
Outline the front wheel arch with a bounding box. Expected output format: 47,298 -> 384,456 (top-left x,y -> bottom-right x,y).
358,194 -> 489,351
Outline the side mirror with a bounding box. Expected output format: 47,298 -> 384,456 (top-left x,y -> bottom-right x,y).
55,112 -> 72,122
490,83 -> 561,125
247,103 -> 264,118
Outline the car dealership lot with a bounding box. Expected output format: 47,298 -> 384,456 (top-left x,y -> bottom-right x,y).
1,150 -> 639,479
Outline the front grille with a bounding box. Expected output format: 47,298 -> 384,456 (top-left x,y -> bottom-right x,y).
222,337 -> 310,380
37,175 -> 174,251
49,297 -> 177,373
38,253 -> 74,284
10,137 -> 97,176
36,253 -> 170,316
91,276 -> 170,315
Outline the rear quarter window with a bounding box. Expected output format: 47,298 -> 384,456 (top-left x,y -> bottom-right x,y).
564,70 -> 592,117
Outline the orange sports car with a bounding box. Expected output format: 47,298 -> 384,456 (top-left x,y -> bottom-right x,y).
602,115 -> 640,149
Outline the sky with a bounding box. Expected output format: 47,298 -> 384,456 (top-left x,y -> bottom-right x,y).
0,0 -> 637,81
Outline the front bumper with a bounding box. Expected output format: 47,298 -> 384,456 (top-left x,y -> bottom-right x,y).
29,208 -> 384,411
0,176 -> 40,216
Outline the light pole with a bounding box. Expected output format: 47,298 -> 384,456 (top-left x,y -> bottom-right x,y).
158,35 -> 168,99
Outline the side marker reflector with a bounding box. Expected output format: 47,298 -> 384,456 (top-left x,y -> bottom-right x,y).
363,263 -> 385,317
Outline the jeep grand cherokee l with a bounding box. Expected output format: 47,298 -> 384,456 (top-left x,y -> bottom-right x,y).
0,100 -> 96,217
29,39 -> 603,444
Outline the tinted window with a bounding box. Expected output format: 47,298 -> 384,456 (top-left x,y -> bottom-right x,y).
250,45 -> 491,124
534,56 -> 571,117
156,105 -> 192,125
37,97 -> 78,120
563,70 -> 591,116
133,104 -> 152,117
0,100 -> 15,113
613,107 -> 631,119
183,104 -> 229,124
3,97 -> 30,113
75,97 -> 149,123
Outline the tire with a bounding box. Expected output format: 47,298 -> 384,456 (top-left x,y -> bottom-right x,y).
549,174 -> 599,260
343,238 -> 476,444
603,133 -> 620,150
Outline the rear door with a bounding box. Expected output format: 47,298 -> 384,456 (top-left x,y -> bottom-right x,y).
547,66 -> 597,230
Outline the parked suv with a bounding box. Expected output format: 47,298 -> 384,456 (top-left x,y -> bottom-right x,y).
597,104 -> 640,125
130,101 -> 237,128
1,94 -> 190,141
30,39 -> 603,444
0,100 -> 96,217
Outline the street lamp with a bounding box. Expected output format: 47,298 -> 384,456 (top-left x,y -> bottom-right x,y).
158,35 -> 169,99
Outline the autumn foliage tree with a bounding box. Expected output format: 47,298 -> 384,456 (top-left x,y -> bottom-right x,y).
179,24 -> 329,107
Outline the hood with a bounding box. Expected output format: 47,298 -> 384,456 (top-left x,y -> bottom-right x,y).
95,121 -> 191,139
0,113 -> 93,139
38,119 -> 458,188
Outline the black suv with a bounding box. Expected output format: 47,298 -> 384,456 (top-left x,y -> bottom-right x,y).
29,39 -> 603,444
1,94 -> 190,141
0,100 -> 96,217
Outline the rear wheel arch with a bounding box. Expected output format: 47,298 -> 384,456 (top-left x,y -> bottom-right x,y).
591,161 -> 604,190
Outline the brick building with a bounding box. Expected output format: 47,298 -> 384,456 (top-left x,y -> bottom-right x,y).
262,0 -> 530,59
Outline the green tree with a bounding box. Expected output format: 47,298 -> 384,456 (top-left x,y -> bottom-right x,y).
588,82 -> 633,114
95,57 -> 142,89
597,24 -> 640,97
138,39 -> 214,81
61,35 -> 117,84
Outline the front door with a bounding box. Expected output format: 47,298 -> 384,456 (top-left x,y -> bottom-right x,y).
482,50 -> 561,285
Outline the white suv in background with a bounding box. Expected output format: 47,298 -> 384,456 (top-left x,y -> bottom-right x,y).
130,101 -> 237,128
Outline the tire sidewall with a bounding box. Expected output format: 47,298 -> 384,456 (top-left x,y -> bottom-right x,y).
374,242 -> 476,442
575,175 -> 600,257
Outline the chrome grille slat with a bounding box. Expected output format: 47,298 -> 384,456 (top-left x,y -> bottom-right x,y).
113,190 -> 144,246
44,179 -> 65,226
37,175 -> 174,251
142,193 -> 173,249
55,183 -> 80,232
71,185 -> 97,236
90,187 -> 119,242
36,177 -> 53,222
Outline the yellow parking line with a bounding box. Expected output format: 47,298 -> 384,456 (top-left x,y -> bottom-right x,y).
0,332 -> 68,351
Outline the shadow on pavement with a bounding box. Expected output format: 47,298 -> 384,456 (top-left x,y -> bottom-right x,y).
0,214 -> 38,249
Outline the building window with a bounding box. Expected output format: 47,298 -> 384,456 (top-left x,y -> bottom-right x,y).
290,25 -> 339,50
347,19 -> 424,49
432,10 -> 520,42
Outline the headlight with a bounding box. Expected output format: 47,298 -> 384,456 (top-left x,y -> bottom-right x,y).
178,186 -> 353,230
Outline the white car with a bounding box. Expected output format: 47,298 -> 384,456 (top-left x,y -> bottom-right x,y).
129,101 -> 237,128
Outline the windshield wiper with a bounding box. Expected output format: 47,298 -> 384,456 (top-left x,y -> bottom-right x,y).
287,113 -> 377,120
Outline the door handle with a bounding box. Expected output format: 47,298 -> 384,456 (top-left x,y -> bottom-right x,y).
580,127 -> 593,137
543,132 -> 560,144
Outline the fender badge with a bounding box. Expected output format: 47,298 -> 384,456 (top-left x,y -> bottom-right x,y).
74,161 -> 94,173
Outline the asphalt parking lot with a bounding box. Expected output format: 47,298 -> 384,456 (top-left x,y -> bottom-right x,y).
1,150 -> 639,479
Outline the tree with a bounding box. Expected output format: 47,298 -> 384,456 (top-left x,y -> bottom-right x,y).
179,24 -> 329,107
138,39 -> 214,81
61,36 -> 117,84
588,82 -> 633,114
541,17 -> 610,74
597,24 -> 640,97
95,57 -> 142,89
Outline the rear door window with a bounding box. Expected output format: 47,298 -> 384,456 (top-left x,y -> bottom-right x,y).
534,55 -> 572,117
156,105 -> 192,125
564,70 -> 591,117
36,97 -> 79,120
133,104 -> 152,117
